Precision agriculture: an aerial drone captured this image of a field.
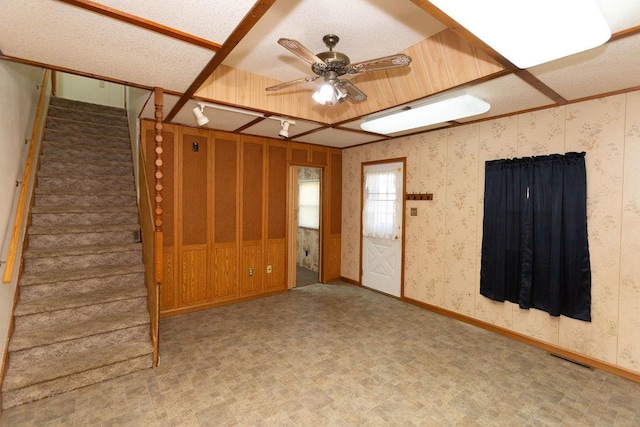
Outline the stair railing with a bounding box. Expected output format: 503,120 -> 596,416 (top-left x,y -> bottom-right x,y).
138,88 -> 164,367
3,69 -> 51,284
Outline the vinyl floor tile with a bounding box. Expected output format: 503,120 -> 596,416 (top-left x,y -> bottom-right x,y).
1,283 -> 640,426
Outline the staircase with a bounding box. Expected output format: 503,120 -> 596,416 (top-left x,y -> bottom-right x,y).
1,97 -> 153,410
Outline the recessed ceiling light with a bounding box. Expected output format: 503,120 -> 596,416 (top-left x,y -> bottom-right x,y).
430,0 -> 611,68
360,94 -> 490,134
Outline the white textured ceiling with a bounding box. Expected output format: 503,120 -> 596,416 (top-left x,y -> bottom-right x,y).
1,0 -> 640,148
0,0 -> 215,92
91,0 -> 258,44
529,34 -> 640,101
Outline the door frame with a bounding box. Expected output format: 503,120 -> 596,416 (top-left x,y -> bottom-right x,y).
287,165 -> 323,288
359,158 -> 407,297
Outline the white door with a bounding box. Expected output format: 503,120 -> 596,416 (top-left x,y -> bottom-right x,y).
361,162 -> 404,297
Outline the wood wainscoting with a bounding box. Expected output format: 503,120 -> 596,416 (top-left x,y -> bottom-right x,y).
141,120 -> 342,317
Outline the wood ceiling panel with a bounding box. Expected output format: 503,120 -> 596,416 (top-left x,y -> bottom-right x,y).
195,29 -> 506,125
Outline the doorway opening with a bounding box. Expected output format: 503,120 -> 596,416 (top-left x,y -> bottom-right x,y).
288,166 -> 322,288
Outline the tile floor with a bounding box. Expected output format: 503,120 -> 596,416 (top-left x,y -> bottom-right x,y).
295,266 -> 319,287
1,282 -> 639,426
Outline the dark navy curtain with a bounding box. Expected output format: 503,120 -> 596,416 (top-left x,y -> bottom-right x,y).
480,152 -> 591,322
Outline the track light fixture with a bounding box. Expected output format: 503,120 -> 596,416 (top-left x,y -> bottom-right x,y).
192,102 -> 296,138
279,120 -> 291,139
192,104 -> 210,126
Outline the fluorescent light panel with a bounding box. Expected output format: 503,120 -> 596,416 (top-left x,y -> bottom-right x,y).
429,0 -> 611,68
360,94 -> 490,135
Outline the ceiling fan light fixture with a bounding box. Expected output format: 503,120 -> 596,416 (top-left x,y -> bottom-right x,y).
360,94 -> 490,135
429,0 -> 611,68
335,85 -> 348,102
312,83 -> 336,105
192,105 -> 210,127
312,82 -> 349,106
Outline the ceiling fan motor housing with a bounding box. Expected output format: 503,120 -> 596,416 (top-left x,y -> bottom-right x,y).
312,51 -> 351,75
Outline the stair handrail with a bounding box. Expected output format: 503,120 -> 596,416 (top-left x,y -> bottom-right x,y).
3,69 -> 51,284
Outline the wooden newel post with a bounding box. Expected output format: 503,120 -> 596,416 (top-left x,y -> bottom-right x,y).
153,87 -> 164,287
152,87 -> 164,367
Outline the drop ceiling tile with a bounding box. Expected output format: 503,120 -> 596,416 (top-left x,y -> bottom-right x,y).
93,0 -> 257,44
596,0 -> 640,33
0,0 -> 213,92
529,35 -> 640,101
457,74 -> 556,121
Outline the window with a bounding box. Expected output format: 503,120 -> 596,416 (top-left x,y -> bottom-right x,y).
480,152 -> 592,321
298,180 -> 319,229
363,169 -> 402,240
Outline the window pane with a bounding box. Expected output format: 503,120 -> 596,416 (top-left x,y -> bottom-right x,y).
363,170 -> 399,239
299,180 -> 319,229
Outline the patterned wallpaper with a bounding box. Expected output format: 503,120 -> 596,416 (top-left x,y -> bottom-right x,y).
342,90 -> 640,375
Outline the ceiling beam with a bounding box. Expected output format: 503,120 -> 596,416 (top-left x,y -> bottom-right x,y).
55,0 -> 222,51
0,53 -> 180,96
165,0 -> 277,123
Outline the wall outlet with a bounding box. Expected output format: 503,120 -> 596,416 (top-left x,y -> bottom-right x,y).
248,268 -> 253,277
410,207 -> 418,216
266,264 -> 272,273
606,320 -> 618,336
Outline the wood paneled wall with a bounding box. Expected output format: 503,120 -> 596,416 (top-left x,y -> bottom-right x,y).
141,121 -> 342,316
194,29 -> 505,124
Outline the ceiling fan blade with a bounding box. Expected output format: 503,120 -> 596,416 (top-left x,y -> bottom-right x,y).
265,75 -> 322,91
348,54 -> 412,74
278,38 -> 328,68
340,80 -> 367,103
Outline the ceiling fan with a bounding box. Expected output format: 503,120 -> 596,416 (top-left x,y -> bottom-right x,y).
265,34 -> 412,106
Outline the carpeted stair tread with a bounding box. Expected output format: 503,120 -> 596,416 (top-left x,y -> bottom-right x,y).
38,155 -> 133,170
41,147 -> 132,163
46,116 -> 129,138
3,337 -> 153,391
9,311 -> 150,352
24,242 -> 141,259
43,139 -> 131,152
49,97 -> 127,116
47,106 -> 129,127
48,104 -> 126,119
14,285 -> 148,316
28,223 -> 139,235
36,171 -> 133,181
43,129 -> 130,149
31,206 -> 138,214
2,355 -> 152,410
34,187 -> 136,196
20,263 -> 144,287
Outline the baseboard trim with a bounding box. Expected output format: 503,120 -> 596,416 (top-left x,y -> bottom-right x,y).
339,276 -> 360,286
402,296 -> 640,384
